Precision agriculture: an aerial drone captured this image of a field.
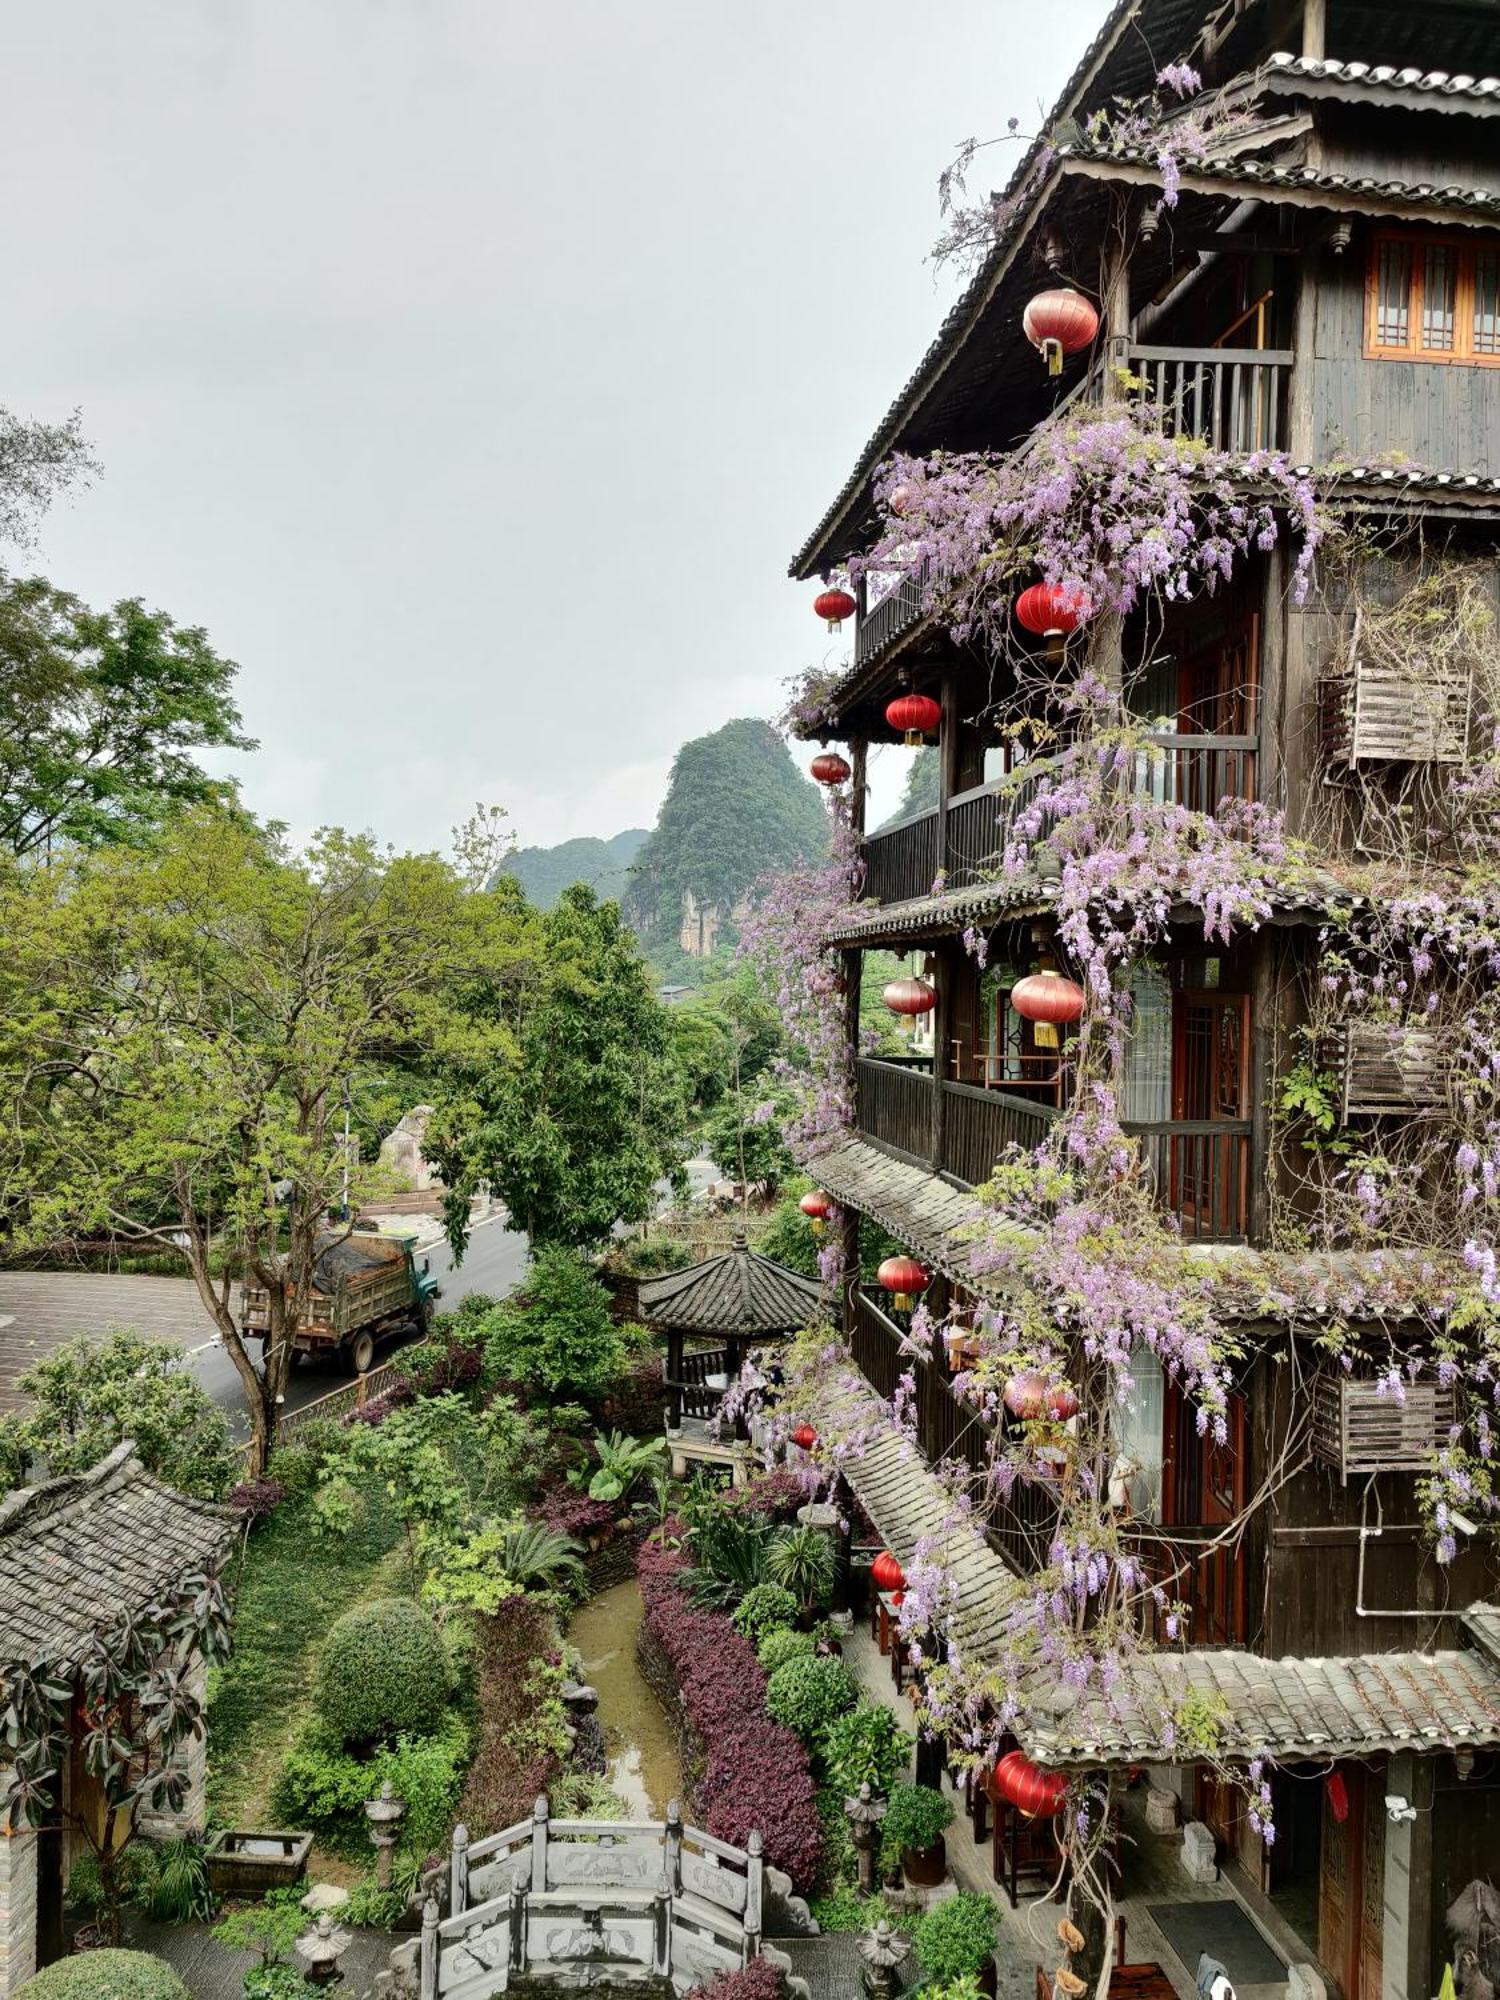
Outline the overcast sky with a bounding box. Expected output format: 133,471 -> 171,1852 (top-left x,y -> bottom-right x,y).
5,0 -> 1108,853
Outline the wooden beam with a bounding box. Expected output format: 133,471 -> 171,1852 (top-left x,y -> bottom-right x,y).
1058,155 -> 1500,233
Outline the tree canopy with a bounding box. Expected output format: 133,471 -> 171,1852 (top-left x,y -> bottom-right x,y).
0,403 -> 95,552
626,719 -> 827,942
0,578 -> 253,857
430,884 -> 686,1248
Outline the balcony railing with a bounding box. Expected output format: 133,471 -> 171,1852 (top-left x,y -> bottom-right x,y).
855,570 -> 928,666
855,1059 -> 1250,1241
1126,344 -> 1294,454
863,733 -> 1258,907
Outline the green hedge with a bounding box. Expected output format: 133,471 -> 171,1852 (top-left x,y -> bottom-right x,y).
273,1710 -> 470,1855
316,1596 -> 447,1745
19,1951 -> 191,2000
763,1654 -> 856,1743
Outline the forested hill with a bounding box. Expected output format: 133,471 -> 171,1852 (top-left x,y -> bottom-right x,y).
501,827 -> 648,909
625,718 -> 828,942
877,745 -> 938,827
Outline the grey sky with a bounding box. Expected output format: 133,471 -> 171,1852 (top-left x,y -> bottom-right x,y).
6,0 -> 1107,851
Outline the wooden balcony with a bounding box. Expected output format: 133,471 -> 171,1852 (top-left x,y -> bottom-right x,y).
1125,344 -> 1293,454
854,571 -> 927,666
855,1057 -> 1250,1241
861,733 -> 1258,911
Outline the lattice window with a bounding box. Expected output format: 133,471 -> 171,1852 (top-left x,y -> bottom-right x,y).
1312,1373 -> 1456,1481
1366,230 -> 1500,367
1319,653 -> 1471,768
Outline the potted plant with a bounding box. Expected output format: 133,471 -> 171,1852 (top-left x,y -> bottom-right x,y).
883,1780 -> 954,1887
914,1890 -> 1000,1997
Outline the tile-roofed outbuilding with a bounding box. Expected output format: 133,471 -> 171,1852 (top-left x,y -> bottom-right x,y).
0,1442 -> 237,1665
637,1230 -> 825,1336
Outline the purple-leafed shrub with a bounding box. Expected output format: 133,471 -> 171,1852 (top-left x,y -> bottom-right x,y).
532,1485 -> 619,1540
685,1958 -> 786,2000
226,1476 -> 285,1522
637,1525 -> 822,1891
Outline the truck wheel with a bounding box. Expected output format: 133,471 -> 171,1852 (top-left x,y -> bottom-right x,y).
345,1332 -> 376,1376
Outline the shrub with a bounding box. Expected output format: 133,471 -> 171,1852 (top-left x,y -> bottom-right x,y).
684,1959 -> 786,2000
245,1970 -> 318,2000
684,1511 -> 772,1608
764,1525 -> 836,1615
316,1596 -> 447,1745
343,1878 -> 409,1929
731,1583 -> 799,1648
883,1781 -> 953,1859
532,1484 -> 619,1540
551,1770 -> 630,1819
211,1892 -> 304,1966
457,1597 -> 571,1837
756,1627 -> 814,1676
479,1250 -> 625,1400
819,1703 -> 913,1797
17,1952 -> 191,1999
638,1527 -> 821,1890
131,1838 -> 214,1922
227,1477 -> 286,1525
723,1468 -> 809,1522
913,1892 -> 999,1984
764,1655 -> 856,1743
273,1712 -> 469,1855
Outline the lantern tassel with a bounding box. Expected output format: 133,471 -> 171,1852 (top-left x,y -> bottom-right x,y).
1043,336 -> 1063,377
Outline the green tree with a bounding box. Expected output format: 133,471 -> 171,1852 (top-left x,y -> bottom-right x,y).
878,745 -> 939,827
704,1090 -> 795,1195
0,1331 -> 235,1499
431,885 -> 686,1249
0,403 -> 95,552
0,578 -> 253,857
476,1247 -> 625,1398
669,1003 -> 738,1110
0,812 -> 538,1472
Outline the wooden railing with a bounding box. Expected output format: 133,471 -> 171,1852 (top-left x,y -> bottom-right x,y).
1128,1525 -> 1248,1648
855,1060 -> 1248,1241
1134,733 -> 1258,813
1126,344 -> 1294,453
855,571 -> 928,665
1134,1122 -> 1253,1242
944,1080 -> 1058,1186
851,1287 -> 905,1401
862,808 -> 940,906
234,1350 -> 425,1469
666,1344 -> 734,1422
856,1056 -> 935,1162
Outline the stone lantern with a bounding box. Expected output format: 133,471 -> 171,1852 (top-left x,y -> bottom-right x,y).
296,1910 -> 354,1988
844,1783 -> 888,1897
860,1917 -> 907,2000
364,1778 -> 408,1890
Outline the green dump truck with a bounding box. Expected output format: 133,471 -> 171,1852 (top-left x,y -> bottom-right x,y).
243,1231 -> 441,1375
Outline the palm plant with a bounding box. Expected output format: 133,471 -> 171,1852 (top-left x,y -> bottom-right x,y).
496,1521 -> 587,1596
764,1524 -> 836,1619
683,1511 -> 772,1608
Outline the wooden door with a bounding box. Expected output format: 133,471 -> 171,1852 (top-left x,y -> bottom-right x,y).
1161,1384 -> 1248,1646
1171,991 -> 1251,1238
1320,1765 -> 1366,2000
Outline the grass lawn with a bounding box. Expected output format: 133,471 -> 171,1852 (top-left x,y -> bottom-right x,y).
207,1480 -> 409,1850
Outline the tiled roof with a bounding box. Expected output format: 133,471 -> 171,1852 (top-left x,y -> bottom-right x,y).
0,1443 -> 237,1665
637,1231 -> 825,1335
1055,136 -> 1500,217
819,1370 -> 1500,1768
1262,51 -> 1500,109
807,1138 -> 1007,1288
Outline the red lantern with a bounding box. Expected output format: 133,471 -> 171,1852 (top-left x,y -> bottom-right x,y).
877,1256 -> 930,1313
888,482 -> 914,517
885,692 -> 942,747
1046,1384 -> 1080,1422
1022,288 -> 1100,375
791,1423 -> 819,1451
871,1550 -> 906,1594
815,587 -> 858,631
1004,1372 -> 1047,1420
810,752 -> 851,787
1325,1770 -> 1350,1823
1011,971 -> 1086,1027
882,977 -> 936,1017
1015,582 -> 1085,642
799,1190 -> 835,1236
995,1750 -> 1068,1818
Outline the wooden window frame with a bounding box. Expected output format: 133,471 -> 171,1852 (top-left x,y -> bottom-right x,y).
1365,230 -> 1500,367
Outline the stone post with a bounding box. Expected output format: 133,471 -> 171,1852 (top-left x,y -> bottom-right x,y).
419,1897 -> 440,2000
860,1919 -> 906,1999
363,1781 -> 407,1892
845,1784 -> 888,1897
531,1794 -> 550,1895
449,1821 -> 470,1918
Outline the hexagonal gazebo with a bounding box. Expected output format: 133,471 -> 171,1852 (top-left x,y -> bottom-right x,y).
637,1230 -> 824,1479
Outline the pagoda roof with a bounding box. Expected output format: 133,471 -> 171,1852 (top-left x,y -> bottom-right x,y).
637,1231 -> 825,1336
0,1442 -> 237,1666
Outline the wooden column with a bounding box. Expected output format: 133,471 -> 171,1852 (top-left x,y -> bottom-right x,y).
1248,936 -> 1276,1248
938,669 -> 963,879
839,1203 -> 861,1335
930,943 -> 954,1173
1302,0 -> 1326,59
667,1328 -> 684,1429
848,736 -> 869,840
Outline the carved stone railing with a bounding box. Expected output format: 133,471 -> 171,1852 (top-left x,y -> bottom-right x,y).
373,1795 -> 809,1999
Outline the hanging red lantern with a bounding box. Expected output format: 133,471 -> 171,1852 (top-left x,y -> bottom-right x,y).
1015,582 -> 1085,642
814,587 -> 858,631
877,1256 -> 930,1313
1325,1770 -> 1350,1824
810,752 -> 851,787
1046,1384 -> 1080,1423
882,977 -> 936,1017
1011,971 -> 1086,1027
799,1190 -> 835,1235
885,692 -> 942,746
888,482 -> 914,517
1004,1372 -> 1047,1420
995,1750 -> 1068,1818
791,1422 -> 819,1451
1022,288 -> 1100,375
871,1550 -> 906,1594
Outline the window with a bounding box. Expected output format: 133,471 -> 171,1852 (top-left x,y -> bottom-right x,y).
1367,232 -> 1500,365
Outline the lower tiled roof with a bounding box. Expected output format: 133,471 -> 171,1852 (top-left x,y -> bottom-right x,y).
0,1442 -> 237,1664
809,1138 -> 1000,1286
815,1370 -> 1500,1768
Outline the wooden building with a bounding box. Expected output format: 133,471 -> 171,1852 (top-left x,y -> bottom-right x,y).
780,3 -> 1500,1996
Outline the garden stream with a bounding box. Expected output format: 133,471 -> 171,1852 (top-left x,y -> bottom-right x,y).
567,1579 -> 682,1818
